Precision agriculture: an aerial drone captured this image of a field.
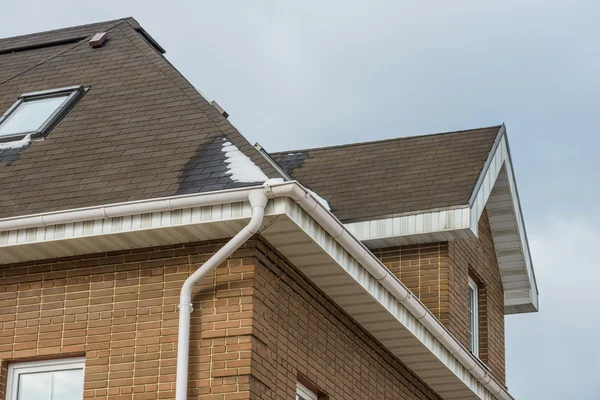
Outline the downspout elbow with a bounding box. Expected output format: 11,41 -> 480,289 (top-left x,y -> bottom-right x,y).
246,190 -> 268,234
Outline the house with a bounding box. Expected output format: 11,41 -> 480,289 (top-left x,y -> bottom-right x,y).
0,17 -> 538,400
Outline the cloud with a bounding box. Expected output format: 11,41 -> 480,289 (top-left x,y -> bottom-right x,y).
0,4 -> 597,397
506,214 -> 600,399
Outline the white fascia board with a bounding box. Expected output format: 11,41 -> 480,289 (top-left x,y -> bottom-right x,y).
345,206 -> 474,244
0,200 -> 287,247
468,126 -> 538,314
0,185 -> 265,232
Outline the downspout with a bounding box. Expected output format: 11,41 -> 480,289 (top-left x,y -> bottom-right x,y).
175,190 -> 268,400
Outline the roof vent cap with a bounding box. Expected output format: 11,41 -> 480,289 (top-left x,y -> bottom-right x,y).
210,100 -> 229,119
89,32 -> 108,48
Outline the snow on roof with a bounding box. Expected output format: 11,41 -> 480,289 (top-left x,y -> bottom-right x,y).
0,135 -> 31,151
222,140 -> 268,183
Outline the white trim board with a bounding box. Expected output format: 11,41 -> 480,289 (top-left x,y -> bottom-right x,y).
344,126 -> 538,315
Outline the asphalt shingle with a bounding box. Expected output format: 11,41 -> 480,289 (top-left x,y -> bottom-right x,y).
0,18 -> 281,219
271,126 -> 501,222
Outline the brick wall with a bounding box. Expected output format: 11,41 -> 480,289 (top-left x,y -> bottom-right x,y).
372,243 -> 450,326
373,210 -> 506,384
448,210 -> 505,382
0,240 -> 256,399
249,239 -> 442,400
0,237 -> 442,400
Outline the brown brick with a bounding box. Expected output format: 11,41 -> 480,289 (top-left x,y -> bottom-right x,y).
0,237 -> 446,399
373,209 -> 506,384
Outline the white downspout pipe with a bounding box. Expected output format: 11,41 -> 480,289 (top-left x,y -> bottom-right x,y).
175,190 -> 268,400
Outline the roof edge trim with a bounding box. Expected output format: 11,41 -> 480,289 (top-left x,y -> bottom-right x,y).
271,124 -> 503,155
134,27 -> 166,54
468,125 -> 506,207
0,184 -> 263,231
254,142 -> 293,181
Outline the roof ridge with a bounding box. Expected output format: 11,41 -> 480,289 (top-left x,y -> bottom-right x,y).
0,18 -> 133,44
0,20 -> 127,88
272,125 -> 503,155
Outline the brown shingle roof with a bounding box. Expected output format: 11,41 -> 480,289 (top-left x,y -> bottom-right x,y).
271,126 -> 501,222
0,18 -> 281,219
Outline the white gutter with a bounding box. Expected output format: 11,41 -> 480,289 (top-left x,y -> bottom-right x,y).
175,190 -> 268,400
0,186 -> 254,231
0,181 -> 511,400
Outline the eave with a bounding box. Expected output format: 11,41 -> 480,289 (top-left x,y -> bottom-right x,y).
344,125 -> 539,314
0,182 -> 514,400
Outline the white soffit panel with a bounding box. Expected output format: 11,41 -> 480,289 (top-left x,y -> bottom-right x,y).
260,202 -> 502,400
0,199 -> 288,263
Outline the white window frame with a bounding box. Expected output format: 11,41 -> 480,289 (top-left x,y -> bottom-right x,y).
468,277 -> 479,357
296,382 -> 318,400
5,357 -> 85,400
0,85 -> 85,142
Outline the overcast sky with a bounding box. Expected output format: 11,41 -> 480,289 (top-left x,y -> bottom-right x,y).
1,1 -> 598,398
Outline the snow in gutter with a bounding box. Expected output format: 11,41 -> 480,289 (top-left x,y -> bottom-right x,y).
307,189 -> 330,210
222,140 -> 268,182
0,135 -> 31,150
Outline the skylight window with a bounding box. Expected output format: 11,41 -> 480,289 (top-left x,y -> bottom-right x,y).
0,86 -> 85,141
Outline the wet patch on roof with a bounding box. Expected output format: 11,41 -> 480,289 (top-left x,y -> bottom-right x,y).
0,136 -> 32,166
272,151 -> 310,176
175,136 -> 265,196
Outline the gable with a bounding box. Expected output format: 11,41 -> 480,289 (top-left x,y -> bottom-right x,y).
339,127 -> 538,314
0,18 -> 281,219
270,125 -> 537,314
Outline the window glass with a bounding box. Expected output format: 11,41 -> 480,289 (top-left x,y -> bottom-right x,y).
16,369 -> 83,400
52,368 -> 84,399
0,95 -> 68,137
468,278 -> 479,356
7,358 -> 84,400
296,382 -> 318,400
17,372 -> 51,400
468,285 -> 475,350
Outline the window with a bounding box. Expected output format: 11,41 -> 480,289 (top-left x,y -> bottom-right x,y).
468,277 -> 479,356
5,357 -> 85,400
296,382 -> 318,400
0,86 -> 85,141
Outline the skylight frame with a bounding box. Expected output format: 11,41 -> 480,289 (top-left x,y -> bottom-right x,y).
0,85 -> 85,142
